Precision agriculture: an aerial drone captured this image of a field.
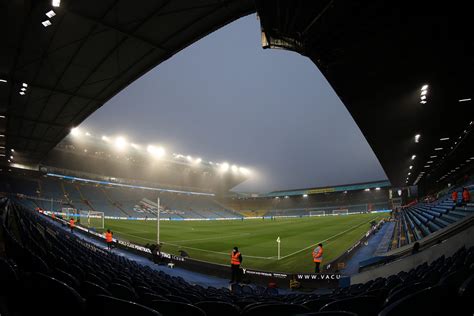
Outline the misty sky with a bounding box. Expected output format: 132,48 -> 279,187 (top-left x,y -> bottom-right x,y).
80,14 -> 387,193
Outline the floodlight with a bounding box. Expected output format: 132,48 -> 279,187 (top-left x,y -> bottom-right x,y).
421,90 -> 427,95
440,137 -> 449,141
46,10 -> 56,18
19,91 -> 25,95
131,143 -> 140,150
411,155 -> 416,160
364,188 -> 370,191
375,187 -> 381,190
303,194 -> 308,198
195,158 -> 202,164
409,166 -> 413,169
114,137 -> 127,150
239,167 -> 250,175
42,20 -> 52,27
187,155 -> 192,161
70,127 -> 80,136
52,0 -> 61,7
102,136 -> 109,142
220,162 -> 229,172
420,95 -> 426,100
421,84 -> 428,90
147,145 -> 165,158
0,79 -> 7,83
414,134 -> 421,143
231,165 -> 238,172
85,132 -> 91,136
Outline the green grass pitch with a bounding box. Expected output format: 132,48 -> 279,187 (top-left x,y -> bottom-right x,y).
102,213 -> 387,273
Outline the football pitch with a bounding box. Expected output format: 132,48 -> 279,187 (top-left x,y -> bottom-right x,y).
102,213 -> 387,273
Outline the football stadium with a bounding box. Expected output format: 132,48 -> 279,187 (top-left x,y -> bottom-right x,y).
1,1 -> 473,316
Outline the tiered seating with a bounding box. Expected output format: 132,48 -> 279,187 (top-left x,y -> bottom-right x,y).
396,189 -> 474,247
1,199 -> 473,316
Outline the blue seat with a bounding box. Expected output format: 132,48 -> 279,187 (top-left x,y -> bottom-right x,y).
108,282 -> 139,301
242,303 -> 310,316
379,286 -> 444,316
150,300 -> 206,316
24,273 -> 85,316
320,296 -> 380,316
195,301 -> 241,316
87,294 -> 161,316
80,281 -> 113,299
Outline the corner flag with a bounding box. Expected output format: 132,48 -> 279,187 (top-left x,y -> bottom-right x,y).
277,236 -> 280,243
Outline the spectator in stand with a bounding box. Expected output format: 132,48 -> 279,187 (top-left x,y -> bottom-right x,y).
452,190 -> 458,204
462,188 -> 471,204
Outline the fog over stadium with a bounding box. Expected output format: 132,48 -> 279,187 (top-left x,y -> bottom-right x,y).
79,14 -> 387,193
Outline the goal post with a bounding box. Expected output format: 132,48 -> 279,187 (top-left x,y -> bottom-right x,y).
309,210 -> 326,217
332,209 -> 349,216
79,210 -> 105,229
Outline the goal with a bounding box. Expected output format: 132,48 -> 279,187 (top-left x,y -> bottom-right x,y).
309,210 -> 326,217
62,207 -> 77,220
79,210 -> 105,229
332,209 -> 349,216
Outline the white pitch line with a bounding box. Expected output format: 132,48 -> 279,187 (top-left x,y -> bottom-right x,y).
112,229 -> 273,259
278,216 -> 381,260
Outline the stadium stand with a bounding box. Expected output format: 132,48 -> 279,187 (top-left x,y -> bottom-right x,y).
0,174 -> 239,219
392,186 -> 474,249
1,197 -> 473,315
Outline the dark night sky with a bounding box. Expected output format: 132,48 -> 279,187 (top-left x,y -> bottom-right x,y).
80,14 -> 387,193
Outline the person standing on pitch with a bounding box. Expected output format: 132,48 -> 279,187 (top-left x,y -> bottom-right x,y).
312,243 -> 323,273
105,229 -> 114,250
230,246 -> 243,283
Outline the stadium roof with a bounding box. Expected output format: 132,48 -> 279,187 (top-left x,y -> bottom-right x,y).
256,0 -> 474,190
2,0 -> 472,192
1,0 -> 254,164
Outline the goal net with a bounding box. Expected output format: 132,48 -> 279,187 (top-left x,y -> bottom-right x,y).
309,210 -> 326,217
332,209 -> 349,216
79,210 -> 105,229
62,207 -> 77,220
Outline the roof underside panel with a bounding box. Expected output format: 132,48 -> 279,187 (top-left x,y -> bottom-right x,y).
256,0 -> 474,190
1,0 -> 255,164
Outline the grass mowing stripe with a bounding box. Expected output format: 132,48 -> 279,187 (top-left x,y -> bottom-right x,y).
103,213 -> 388,272
279,216 -> 382,260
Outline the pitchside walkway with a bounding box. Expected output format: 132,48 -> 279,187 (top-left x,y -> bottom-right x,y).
45,216 -> 231,289
341,222 -> 394,275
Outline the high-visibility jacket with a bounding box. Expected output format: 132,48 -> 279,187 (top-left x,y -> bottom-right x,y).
231,251 -> 241,265
463,190 -> 471,202
105,232 -> 113,242
452,191 -> 458,202
313,246 -> 323,263
69,219 -> 75,227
